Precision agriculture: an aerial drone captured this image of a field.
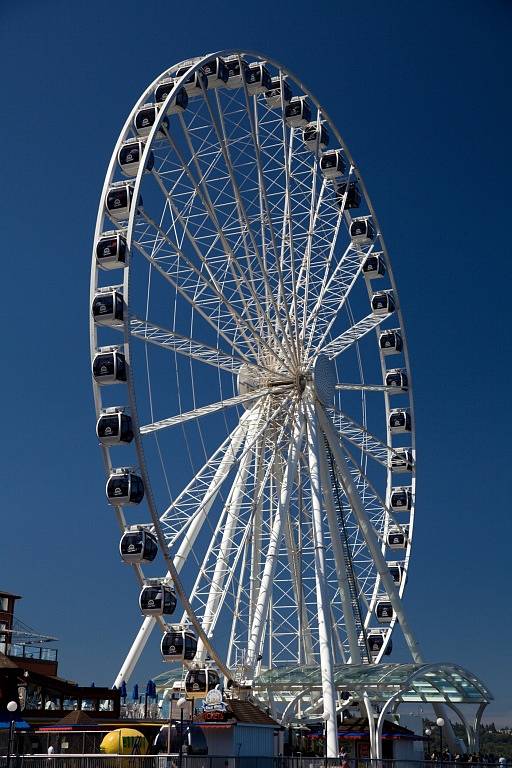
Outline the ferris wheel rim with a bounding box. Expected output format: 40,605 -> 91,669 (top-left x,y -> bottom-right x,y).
90,49 -> 417,683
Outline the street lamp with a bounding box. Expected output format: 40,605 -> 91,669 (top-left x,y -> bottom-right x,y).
436,717 -> 445,760
424,728 -> 432,758
321,712 -> 330,768
6,701 -> 18,768
177,697 -> 187,768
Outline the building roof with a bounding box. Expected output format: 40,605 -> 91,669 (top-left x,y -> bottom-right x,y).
0,590 -> 21,600
254,662 -> 493,705
226,700 -> 279,725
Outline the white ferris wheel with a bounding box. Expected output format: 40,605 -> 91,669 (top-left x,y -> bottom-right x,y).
90,50 -> 420,749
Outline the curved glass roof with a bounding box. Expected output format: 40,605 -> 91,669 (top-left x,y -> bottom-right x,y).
254,663 -> 493,704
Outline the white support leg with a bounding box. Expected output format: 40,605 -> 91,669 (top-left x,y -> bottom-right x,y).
112,419 -> 248,687
113,616 -> 156,689
305,396 -> 338,758
318,442 -> 362,665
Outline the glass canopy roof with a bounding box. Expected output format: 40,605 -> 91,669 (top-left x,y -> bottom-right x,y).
253,663 -> 493,704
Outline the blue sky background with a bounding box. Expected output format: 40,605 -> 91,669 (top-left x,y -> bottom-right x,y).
1,0 -> 511,725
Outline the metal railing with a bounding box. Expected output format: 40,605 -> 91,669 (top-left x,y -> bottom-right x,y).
0,759 -> 508,768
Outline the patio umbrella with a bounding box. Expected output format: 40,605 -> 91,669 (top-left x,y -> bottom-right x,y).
132,684 -> 139,702
120,681 -> 127,701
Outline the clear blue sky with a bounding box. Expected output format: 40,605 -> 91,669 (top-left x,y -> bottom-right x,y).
1,0 -> 510,725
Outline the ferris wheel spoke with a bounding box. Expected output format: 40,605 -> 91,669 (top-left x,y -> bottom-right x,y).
197,83 -> 297,364
139,389 -> 277,435
317,434 -> 363,664
239,67 -> 301,362
131,229 -> 257,366
336,383 -> 406,393
233,73 -> 299,365
304,396 -> 337,750
161,395 -> 292,541
279,106 -> 301,352
317,403 -> 423,663
304,203 -> 354,350
304,249 -> 365,359
140,204 -> 289,371
298,175 -> 326,340
177,103 -> 297,368
189,404 -> 295,662
328,405 -> 414,468
321,310 -> 389,360
339,439 -> 407,539
144,180 -> 264,362
129,317 -> 252,375
193,420 -> 258,662
274,452 -> 316,666
245,405 -> 305,674
163,120 -> 292,367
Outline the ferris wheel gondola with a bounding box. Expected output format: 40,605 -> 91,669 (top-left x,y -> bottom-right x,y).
90,50 -> 420,748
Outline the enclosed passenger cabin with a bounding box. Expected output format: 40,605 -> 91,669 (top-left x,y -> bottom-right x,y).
362,254 -> 386,279
224,56 -> 249,88
175,66 -> 208,97
371,291 -> 395,316
106,469 -> 144,505
388,562 -> 404,585
139,584 -> 177,617
303,122 -> 329,152
379,329 -> 403,355
385,368 -> 408,392
93,348 -> 127,385
350,217 -> 375,245
184,669 -> 220,700
202,57 -> 229,88
387,525 -> 409,549
390,486 -> 413,512
389,408 -> 412,434
92,289 -> 124,326
118,139 -> 154,178
154,79 -> 189,114
368,631 -> 393,658
96,232 -> 127,271
285,97 -> 312,128
321,150 -> 346,180
265,75 -> 292,109
105,183 -> 141,222
376,600 -> 394,624
246,62 -> 272,94
390,449 -> 414,474
97,409 -> 133,445
336,181 -> 360,209
134,104 -> 169,138
120,528 -> 158,564
161,629 -> 197,662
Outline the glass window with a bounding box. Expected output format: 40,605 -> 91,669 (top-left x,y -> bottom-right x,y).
99,699 -> 114,711
62,697 -> 78,711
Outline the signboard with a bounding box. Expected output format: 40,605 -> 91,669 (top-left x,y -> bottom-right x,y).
202,709 -> 228,722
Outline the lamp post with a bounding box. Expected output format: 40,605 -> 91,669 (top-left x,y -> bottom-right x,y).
424,728 -> 432,759
177,697 -> 187,768
6,700 -> 18,768
321,712 -> 330,768
436,717 -> 445,761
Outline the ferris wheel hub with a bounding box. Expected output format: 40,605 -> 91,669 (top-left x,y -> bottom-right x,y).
311,354 -> 336,405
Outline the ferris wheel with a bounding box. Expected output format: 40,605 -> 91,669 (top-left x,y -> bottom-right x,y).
90,50 -> 420,747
